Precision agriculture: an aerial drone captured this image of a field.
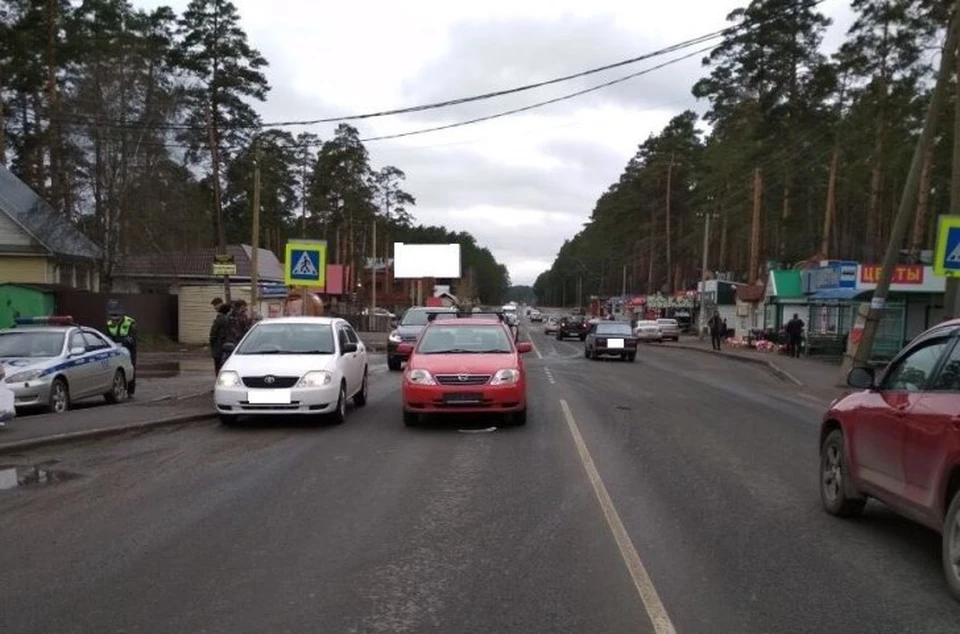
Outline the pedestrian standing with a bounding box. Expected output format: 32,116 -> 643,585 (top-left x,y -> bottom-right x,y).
106,300 -> 138,395
786,313 -> 805,358
209,298 -> 231,375
709,312 -> 724,351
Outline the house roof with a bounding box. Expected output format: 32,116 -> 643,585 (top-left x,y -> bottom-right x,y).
116,244 -> 285,281
766,270 -> 804,299
0,165 -> 101,260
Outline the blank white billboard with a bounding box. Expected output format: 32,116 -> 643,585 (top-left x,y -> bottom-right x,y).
393,243 -> 461,279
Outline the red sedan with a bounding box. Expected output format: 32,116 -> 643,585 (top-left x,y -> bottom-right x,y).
398,313 -> 533,427
819,319 -> 960,601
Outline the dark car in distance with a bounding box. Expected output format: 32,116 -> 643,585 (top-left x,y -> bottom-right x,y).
584,321 -> 638,361
386,307 -> 457,371
556,315 -> 589,341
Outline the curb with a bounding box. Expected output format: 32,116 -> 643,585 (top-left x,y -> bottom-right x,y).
0,411 -> 217,455
667,344 -> 805,387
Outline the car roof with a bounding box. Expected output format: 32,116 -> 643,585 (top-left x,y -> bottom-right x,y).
256,317 -> 340,325
427,318 -> 504,326
1,326 -> 72,334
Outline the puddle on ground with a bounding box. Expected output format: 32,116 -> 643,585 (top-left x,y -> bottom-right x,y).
0,463 -> 82,490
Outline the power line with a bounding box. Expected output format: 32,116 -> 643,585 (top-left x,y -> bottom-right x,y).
53,26 -> 733,133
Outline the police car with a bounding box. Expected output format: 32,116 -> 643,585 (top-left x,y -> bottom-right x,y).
0,316 -> 135,413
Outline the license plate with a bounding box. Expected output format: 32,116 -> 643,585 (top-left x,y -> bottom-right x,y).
443,392 -> 483,404
247,389 -> 292,404
608,338 -> 625,349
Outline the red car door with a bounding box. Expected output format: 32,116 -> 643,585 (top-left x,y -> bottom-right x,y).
853,336 -> 953,498
904,337 -> 960,519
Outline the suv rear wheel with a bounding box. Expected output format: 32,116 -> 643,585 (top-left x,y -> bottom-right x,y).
942,488 -> 960,602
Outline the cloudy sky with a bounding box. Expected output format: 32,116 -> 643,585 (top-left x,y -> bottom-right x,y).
137,0 -> 855,285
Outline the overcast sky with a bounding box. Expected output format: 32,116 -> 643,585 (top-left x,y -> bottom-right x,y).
137,0 -> 855,286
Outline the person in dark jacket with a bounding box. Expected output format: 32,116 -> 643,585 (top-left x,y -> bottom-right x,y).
224,299 -> 252,347
209,298 -> 231,374
106,300 -> 138,395
785,313 -> 805,358
709,312 -> 724,351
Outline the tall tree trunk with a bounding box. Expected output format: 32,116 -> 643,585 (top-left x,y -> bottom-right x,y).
664,152 -> 674,292
718,212 -> 728,270
647,217 -> 656,293
821,146 -> 840,257
865,24 -> 891,262
910,143 -> 935,259
45,0 -> 63,216
749,168 -> 763,285
0,67 -> 6,166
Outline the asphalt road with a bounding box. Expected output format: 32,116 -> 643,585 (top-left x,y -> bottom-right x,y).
1,320 -> 959,633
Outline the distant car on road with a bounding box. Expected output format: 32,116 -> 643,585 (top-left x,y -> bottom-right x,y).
584,321 -> 638,361
214,317 -> 368,426
634,320 -> 663,343
656,318 -> 681,342
819,320 -> 960,601
557,315 -> 589,341
0,316 -> 134,413
529,309 -> 543,322
387,306 -> 458,371
398,311 -> 533,427
544,315 -> 559,335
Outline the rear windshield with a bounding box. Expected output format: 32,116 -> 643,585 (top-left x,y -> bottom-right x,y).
400,309 -> 456,326
418,325 -> 513,354
596,323 -> 633,336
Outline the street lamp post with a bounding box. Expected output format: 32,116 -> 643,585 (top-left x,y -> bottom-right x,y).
697,206 -> 720,340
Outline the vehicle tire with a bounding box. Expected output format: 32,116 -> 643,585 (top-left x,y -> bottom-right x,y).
403,410 -> 419,427
329,383 -> 347,425
942,488 -> 960,602
584,347 -> 591,359
508,408 -> 527,426
127,378 -> 136,397
353,369 -> 369,407
104,369 -> 129,404
579,335 -> 586,341
819,429 -> 867,517
388,356 -> 402,371
47,377 -> 70,414
219,414 -> 239,427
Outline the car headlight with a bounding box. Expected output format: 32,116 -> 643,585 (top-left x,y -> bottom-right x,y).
298,370 -> 333,387
406,368 -> 436,385
490,369 -> 520,385
217,370 -> 242,388
388,331 -> 402,343
5,369 -> 43,383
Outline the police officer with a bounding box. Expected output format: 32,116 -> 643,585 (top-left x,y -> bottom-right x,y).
106,300 -> 138,395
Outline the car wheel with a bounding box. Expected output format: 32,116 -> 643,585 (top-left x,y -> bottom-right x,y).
219,414 -> 239,427
820,429 -> 866,517
403,410 -> 419,427
942,488 -> 960,602
353,369 -> 369,407
387,356 -> 402,371
329,383 -> 347,425
48,377 -> 70,414
104,369 -> 129,404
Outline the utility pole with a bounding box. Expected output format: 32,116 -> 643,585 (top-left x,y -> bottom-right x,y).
300,159 -> 307,235
250,136 -> 262,312
621,263 -> 627,297
207,101 -> 229,301
665,152 -> 675,292
947,37 -> 960,318
749,169 -> 763,285
371,219 -> 377,314
844,5 -> 960,375
697,206 -> 719,339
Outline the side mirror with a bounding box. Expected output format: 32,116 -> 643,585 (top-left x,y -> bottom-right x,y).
342,341 -> 359,354
69,346 -> 86,357
397,343 -> 413,355
847,367 -> 876,390
516,342 -> 533,354
222,342 -> 236,355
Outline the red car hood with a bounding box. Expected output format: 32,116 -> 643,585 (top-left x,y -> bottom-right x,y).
408,353 -> 518,374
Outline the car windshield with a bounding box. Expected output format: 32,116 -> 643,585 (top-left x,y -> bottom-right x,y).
400,310 -> 455,326
235,323 -> 335,355
417,325 -> 513,354
0,331 -> 65,357
596,323 -> 633,336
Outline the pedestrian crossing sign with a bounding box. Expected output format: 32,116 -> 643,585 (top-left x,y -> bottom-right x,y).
284,240 -> 327,287
934,215 -> 960,277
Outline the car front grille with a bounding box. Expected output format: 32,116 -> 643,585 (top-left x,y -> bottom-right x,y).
435,374 -> 491,386
242,376 -> 299,388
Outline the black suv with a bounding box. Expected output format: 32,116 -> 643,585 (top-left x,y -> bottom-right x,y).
387,306 -> 457,370
556,315 -> 588,341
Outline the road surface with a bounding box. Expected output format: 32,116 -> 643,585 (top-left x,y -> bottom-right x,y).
1,323 -> 958,633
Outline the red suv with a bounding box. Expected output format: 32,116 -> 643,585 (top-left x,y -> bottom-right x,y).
820,320 -> 960,601
398,312 -> 532,427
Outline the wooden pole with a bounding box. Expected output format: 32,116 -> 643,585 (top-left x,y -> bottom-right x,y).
846,4 -> 959,374
821,148 -> 839,257
250,136 -> 261,312
665,152 -> 674,293
749,168 -> 763,285
371,219 -> 377,313
946,37 -> 960,317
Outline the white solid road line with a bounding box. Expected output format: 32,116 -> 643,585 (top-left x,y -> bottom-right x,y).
528,334 -> 544,359
559,399 -> 678,634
